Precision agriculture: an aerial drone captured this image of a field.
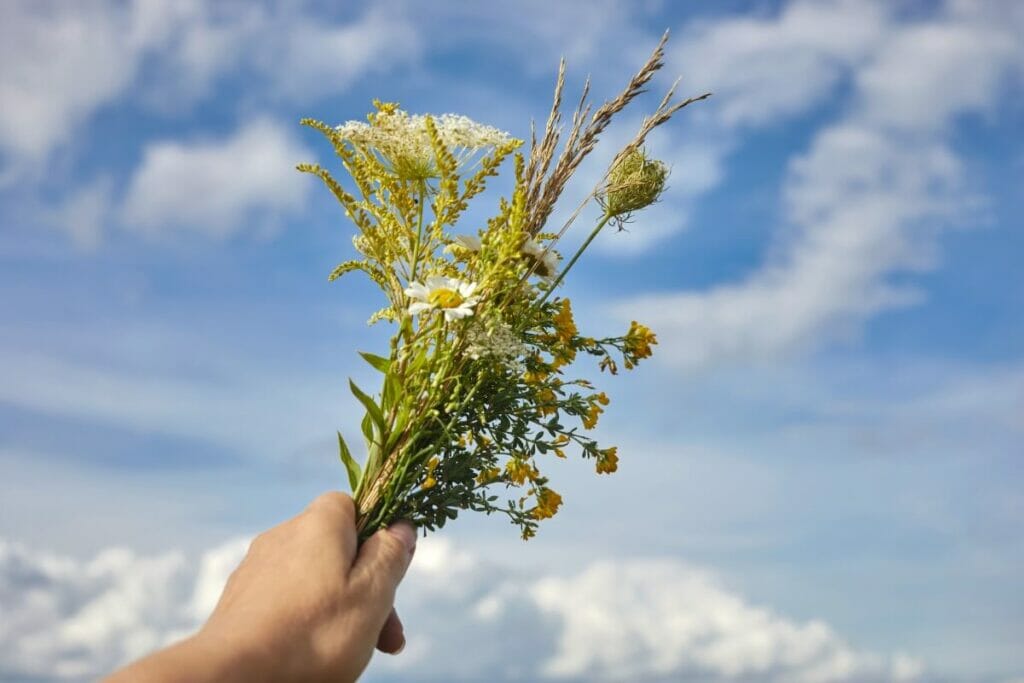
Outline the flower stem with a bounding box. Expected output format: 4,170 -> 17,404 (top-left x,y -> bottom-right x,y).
538,213 -> 612,306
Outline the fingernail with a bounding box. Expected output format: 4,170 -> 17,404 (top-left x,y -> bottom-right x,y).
388,520 -> 417,554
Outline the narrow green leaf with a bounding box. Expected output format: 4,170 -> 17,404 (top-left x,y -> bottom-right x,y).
361,411 -> 375,446
358,351 -> 391,373
350,379 -> 386,436
337,431 -> 361,493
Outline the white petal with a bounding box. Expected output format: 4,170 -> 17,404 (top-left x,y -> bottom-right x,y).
459,281 -> 479,297
445,306 -> 473,321
520,239 -> 543,258
425,275 -> 450,290
409,302 -> 433,315
405,282 -> 429,300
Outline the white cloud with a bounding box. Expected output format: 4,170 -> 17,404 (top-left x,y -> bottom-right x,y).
617,1 -> 1024,371
0,536 -> 249,682
119,118 -> 311,237
0,2 -> 142,177
0,535 -> 923,683
0,1 -> 420,180
675,0 -> 891,128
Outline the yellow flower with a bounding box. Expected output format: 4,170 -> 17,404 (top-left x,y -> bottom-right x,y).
531,487 -> 563,520
553,299 -> 577,343
476,466 -> 501,485
582,397 -> 604,429
596,446 -> 618,474
421,456 -> 441,489
536,388 -> 558,417
524,369 -> 548,384
505,459 -> 537,485
624,320 -> 657,366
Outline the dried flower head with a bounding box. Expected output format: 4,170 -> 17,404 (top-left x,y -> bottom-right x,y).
601,148 -> 669,223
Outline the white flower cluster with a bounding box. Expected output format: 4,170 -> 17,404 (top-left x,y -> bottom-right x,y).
465,321 -> 526,365
335,109 -> 514,179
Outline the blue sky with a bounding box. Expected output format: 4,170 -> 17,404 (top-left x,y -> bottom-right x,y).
1,1 -> 1022,681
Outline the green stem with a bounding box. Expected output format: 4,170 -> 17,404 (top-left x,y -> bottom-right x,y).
538,213 -> 612,307
408,180 -> 427,281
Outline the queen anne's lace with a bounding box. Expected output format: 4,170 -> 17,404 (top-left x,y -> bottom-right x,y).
335,110 -> 514,179
465,322 -> 526,364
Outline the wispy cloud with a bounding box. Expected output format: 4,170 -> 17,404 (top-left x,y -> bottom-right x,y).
617,0 -> 1023,371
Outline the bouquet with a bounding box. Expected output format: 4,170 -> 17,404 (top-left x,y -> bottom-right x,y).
298,33 -> 708,540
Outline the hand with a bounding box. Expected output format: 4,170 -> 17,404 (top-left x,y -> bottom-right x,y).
105,492 -> 416,683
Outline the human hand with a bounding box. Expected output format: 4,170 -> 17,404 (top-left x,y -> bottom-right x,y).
106,492 -> 416,683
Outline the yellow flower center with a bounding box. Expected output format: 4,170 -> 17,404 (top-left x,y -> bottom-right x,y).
428,287 -> 464,309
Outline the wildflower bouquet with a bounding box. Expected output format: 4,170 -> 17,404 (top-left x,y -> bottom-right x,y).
298,34 -> 708,540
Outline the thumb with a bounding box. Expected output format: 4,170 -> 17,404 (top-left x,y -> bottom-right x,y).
351,521 -> 417,610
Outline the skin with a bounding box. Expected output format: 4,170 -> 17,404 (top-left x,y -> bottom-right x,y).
105,492 -> 416,683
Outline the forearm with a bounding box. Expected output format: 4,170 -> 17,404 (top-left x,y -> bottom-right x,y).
104,631 -> 269,683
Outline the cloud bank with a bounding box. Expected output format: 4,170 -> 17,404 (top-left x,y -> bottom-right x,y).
0,535 -> 922,683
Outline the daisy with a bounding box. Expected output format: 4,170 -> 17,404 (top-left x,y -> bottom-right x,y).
520,239 -> 559,281
445,234 -> 482,256
405,276 -> 480,321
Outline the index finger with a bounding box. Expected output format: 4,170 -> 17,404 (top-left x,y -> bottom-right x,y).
304,491 -> 359,563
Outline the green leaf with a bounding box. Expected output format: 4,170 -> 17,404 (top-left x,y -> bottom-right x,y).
361,411 -> 375,446
337,431 -> 361,493
350,379 -> 386,437
358,351 -> 391,373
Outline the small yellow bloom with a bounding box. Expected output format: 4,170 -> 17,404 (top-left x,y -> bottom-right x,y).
531,487 -> 563,520
553,299 -> 577,343
624,321 -> 657,361
505,459 -> 537,485
536,388 -> 558,417
476,466 -> 501,485
582,398 -> 604,429
421,476 -> 437,490
596,446 -> 618,474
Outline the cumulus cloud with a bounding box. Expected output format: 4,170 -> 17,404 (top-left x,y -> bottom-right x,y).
0,1 -> 419,181
0,535 -> 923,683
617,0 -> 1024,371
118,118 -> 311,237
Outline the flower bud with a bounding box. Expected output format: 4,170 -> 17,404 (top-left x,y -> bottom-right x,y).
601,148 -> 669,220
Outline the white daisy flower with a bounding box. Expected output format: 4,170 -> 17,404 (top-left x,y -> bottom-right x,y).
405,276 -> 480,321
520,239 -> 559,281
445,234 -> 482,256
